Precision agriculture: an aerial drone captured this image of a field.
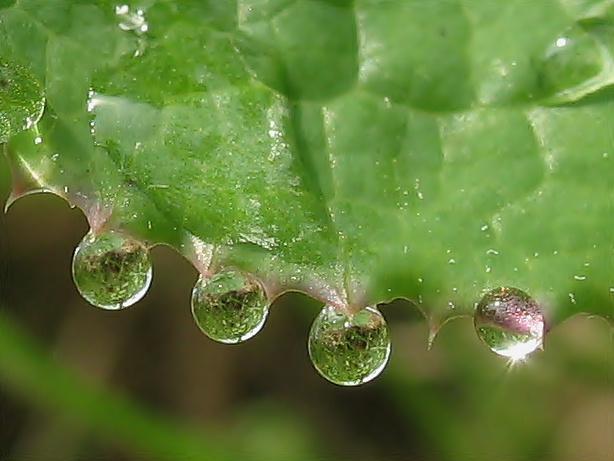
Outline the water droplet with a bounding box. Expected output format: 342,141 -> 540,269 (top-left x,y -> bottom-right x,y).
538,24 -> 604,100
114,4 -> 149,56
308,305 -> 391,386
72,231 -> 152,310
115,4 -> 148,33
474,287 -> 545,360
191,270 -> 269,344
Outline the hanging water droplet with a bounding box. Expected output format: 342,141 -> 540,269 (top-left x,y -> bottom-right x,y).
72,231 -> 152,310
308,305 -> 391,386
0,61 -> 45,142
474,287 -> 545,360
191,270 -> 269,344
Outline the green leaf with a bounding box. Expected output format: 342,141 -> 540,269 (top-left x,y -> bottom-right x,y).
0,61 -> 44,142
2,0 -> 613,326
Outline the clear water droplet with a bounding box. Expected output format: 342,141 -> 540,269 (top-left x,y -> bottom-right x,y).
72,231 -> 152,310
538,24 -> 605,100
474,287 -> 544,360
308,305 -> 391,386
191,270 -> 269,344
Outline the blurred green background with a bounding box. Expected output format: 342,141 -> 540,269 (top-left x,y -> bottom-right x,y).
0,154 -> 612,460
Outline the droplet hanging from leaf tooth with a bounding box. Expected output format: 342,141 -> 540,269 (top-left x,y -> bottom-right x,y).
191,269 -> 270,344
474,286 -> 545,360
308,305 -> 391,386
72,231 -> 152,310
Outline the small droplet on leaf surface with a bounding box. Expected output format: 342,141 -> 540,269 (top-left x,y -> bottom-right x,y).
191,270 -> 269,344
72,231 -> 152,310
474,287 -> 545,360
115,4 -> 148,33
114,4 -> 149,56
308,305 -> 391,386
538,24 -> 604,100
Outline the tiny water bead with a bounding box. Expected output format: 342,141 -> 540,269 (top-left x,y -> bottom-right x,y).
538,25 -> 604,100
308,305 -> 391,386
114,4 -> 149,56
72,231 -> 152,310
115,4 -> 148,34
474,287 -> 545,360
0,62 -> 45,142
191,270 -> 270,344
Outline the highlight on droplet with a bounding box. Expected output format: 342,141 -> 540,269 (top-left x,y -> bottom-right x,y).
474,286 -> 545,360
308,305 -> 391,386
191,269 -> 270,344
72,230 -> 152,310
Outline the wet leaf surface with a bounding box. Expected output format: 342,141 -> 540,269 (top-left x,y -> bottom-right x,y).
1,0 -> 613,325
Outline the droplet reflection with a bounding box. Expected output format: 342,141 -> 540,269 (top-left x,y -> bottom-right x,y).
308,305 -> 391,386
474,287 -> 545,360
72,231 -> 152,310
191,270 -> 269,344
539,25 -> 604,99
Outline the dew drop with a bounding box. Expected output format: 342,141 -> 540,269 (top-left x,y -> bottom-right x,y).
114,4 -> 149,56
72,231 -> 152,310
308,305 -> 391,386
191,270 -> 269,344
474,287 -> 544,360
115,4 -> 148,34
538,24 -> 605,100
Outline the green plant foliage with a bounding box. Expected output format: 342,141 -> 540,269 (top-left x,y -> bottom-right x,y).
0,61 -> 44,142
308,305 -> 390,385
0,308 -> 244,461
72,230 -> 152,310
1,0 -> 613,325
191,269 -> 270,344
